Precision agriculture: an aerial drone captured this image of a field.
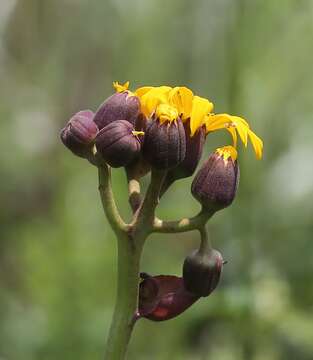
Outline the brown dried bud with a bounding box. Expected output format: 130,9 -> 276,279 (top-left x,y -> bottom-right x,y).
142,118 -> 186,170
183,249 -> 223,297
93,92 -> 141,130
95,120 -> 142,168
60,110 -> 98,158
191,146 -> 239,211
138,273 -> 199,321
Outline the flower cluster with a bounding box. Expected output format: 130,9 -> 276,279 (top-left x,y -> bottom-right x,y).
60,81 -> 263,322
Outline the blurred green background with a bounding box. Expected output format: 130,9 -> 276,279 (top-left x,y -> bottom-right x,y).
1,0 -> 313,359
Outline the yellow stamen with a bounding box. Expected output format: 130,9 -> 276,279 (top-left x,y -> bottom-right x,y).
113,81 -> 130,93
132,130 -> 145,136
216,146 -> 238,162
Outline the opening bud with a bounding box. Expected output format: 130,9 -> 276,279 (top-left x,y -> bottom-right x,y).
183,249 -> 223,297
60,110 -> 98,158
143,117 -> 186,170
165,123 -> 206,185
93,92 -> 141,130
138,273 -> 199,321
95,120 -> 142,168
191,146 -> 239,211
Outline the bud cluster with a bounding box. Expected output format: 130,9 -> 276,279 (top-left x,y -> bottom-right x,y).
60,83 -> 241,214
60,81 -> 263,325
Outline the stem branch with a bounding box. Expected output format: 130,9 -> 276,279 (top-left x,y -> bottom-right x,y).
98,164 -> 127,233
126,167 -> 142,213
153,208 -> 215,233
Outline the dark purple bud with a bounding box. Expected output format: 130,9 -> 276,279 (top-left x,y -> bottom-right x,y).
183,249 -> 223,297
93,92 -> 141,130
138,273 -> 199,321
142,118 -> 186,170
95,120 -> 142,168
60,110 -> 98,158
191,147 -> 239,211
167,122 -> 206,180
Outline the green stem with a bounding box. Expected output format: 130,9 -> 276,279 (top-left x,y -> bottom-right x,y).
135,169 -> 166,232
126,167 -> 142,214
98,164 -> 127,233
104,234 -> 143,360
98,165 -> 215,359
153,208 -> 215,233
198,225 -> 212,254
99,167 -> 165,359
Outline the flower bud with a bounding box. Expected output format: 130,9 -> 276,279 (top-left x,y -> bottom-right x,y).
191,146 -> 239,211
138,273 -> 199,321
93,92 -> 141,130
60,110 -> 98,158
95,120 -> 142,168
164,123 -> 206,186
183,249 -> 223,297
143,116 -> 186,170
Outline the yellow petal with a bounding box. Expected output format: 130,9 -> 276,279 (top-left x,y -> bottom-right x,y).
234,120 -> 248,147
248,129 -> 263,159
135,86 -> 154,97
227,127 -> 238,148
113,81 -> 129,93
140,86 -> 172,118
168,86 -> 193,121
205,114 -> 232,132
190,96 -> 214,136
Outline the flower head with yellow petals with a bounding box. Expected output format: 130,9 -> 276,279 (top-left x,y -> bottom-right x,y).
112,81 -> 263,161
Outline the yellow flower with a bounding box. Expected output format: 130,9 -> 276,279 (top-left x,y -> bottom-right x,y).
115,81 -> 263,160
204,113 -> 263,159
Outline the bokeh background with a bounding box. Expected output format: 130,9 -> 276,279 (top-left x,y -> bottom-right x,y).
1,0 -> 313,359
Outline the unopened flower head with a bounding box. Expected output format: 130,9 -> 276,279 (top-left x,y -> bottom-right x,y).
183,249 -> 224,297
95,120 -> 142,168
60,110 -> 98,158
191,145 -> 240,212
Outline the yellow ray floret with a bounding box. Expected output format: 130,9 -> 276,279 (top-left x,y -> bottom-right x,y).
139,86 -> 172,118
115,81 -> 263,160
168,86 -> 194,121
189,96 -> 214,136
216,145 -> 238,162
205,113 -> 263,159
